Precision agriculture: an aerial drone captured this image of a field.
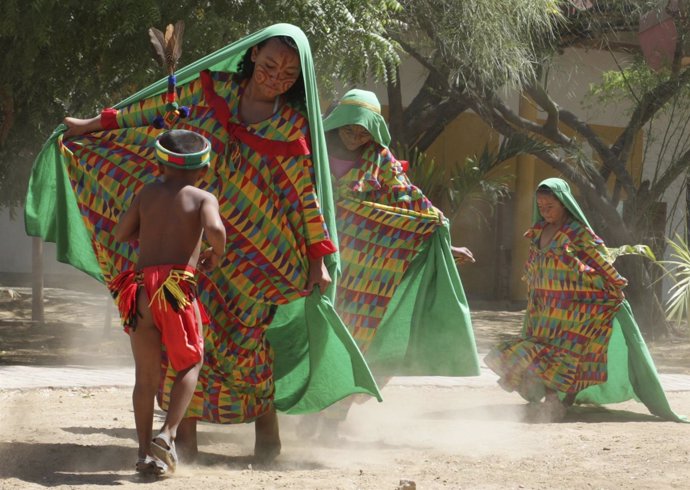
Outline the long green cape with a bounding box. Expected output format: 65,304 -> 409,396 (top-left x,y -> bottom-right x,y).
326,89 -> 479,376
534,178 -> 683,421
25,23 -> 380,414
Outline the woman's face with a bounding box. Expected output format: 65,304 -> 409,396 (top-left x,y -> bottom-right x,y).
337,124 -> 372,152
250,38 -> 301,98
536,192 -> 568,225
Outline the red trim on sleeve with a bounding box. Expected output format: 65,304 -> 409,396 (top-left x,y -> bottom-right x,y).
307,240 -> 338,259
101,108 -> 119,130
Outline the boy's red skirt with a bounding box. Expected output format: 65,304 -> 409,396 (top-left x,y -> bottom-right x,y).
109,264 -> 205,371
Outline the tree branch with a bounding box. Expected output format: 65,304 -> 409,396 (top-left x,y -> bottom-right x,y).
524,83 -> 561,137
386,30 -> 448,88
386,66 -> 404,148
647,148 -> 690,206
467,95 -> 615,213
612,67 -> 690,169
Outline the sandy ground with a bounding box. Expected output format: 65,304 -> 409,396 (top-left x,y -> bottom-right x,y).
1,284 -> 690,489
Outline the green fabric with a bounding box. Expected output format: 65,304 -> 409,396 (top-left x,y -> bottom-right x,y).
324,88 -> 479,378
533,178 -> 683,421
365,225 -> 480,376
270,294 -> 381,412
25,23 -> 380,413
323,89 -> 391,148
25,133 -> 103,280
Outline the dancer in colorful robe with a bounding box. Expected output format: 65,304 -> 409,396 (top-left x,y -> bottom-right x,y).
25,24 -> 381,461
485,178 -> 683,422
300,89 -> 481,438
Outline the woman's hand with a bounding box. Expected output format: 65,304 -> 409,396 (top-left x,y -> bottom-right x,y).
305,256 -> 332,294
62,115 -> 102,138
451,246 -> 475,265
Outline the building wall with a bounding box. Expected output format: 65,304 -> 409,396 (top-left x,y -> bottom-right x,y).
0,207 -> 100,290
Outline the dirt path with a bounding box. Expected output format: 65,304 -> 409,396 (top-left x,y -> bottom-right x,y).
1,385 -> 689,489
1,284 -> 689,489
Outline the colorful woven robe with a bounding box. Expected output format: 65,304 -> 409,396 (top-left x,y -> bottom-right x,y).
334,142 -> 480,376
24,24 -> 380,423
485,219 -> 627,395
484,177 -> 683,421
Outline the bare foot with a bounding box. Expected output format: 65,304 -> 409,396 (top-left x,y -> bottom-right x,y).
295,413 -> 321,439
254,407 -> 281,463
541,396 -> 567,422
316,418 -> 342,446
563,392 -> 577,407
175,418 -> 199,463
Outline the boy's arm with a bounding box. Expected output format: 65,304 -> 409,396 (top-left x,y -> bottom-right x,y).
113,193 -> 142,242
199,194 -> 226,269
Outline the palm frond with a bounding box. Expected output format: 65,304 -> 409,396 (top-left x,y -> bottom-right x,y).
654,234 -> 690,327
606,244 -> 656,262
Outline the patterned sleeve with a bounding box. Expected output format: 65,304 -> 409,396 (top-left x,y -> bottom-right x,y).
296,152 -> 337,259
101,76 -> 206,129
355,145 -> 435,214
574,226 -> 628,291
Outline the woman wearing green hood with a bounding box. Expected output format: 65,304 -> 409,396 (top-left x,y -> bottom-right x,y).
485,178 -> 683,423
25,25 -> 382,465
300,89 -> 481,437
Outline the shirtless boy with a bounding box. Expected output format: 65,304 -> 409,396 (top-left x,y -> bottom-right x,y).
109,129 -> 226,475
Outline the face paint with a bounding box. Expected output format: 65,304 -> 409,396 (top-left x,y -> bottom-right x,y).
251,38 -> 300,98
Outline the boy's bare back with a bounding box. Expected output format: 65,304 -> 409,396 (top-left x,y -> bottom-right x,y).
138,181 -> 219,268
113,130 -> 226,271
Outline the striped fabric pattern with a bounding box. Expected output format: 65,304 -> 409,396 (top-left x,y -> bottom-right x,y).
485,219 -> 627,396
334,145 -> 441,353
61,72 -> 332,423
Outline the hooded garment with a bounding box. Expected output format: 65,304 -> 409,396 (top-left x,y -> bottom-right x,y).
485,177 -> 683,422
24,24 -> 381,422
324,88 -> 480,376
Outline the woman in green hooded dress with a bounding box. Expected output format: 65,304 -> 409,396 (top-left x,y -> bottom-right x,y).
25,25 -> 382,464
300,89 -> 481,438
485,178 -> 683,423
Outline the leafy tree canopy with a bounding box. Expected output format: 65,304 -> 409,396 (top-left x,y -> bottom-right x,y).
0,0 -> 401,208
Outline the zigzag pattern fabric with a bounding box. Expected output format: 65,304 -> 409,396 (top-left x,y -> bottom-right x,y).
60,72 -> 333,423
334,144 -> 440,353
485,219 -> 626,396
336,198 -> 439,350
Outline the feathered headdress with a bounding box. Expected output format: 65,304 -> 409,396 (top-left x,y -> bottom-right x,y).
148,21 -> 189,129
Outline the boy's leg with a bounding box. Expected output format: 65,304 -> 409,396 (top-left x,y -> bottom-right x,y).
129,288 -> 162,459
158,300 -> 204,463
156,302 -> 203,440
255,406 -> 281,462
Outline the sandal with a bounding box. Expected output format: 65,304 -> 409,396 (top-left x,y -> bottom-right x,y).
152,432 -> 178,472
135,455 -> 167,476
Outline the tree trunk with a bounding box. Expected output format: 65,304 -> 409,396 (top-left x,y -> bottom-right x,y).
386,67 -> 404,148
31,237 -> 44,323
